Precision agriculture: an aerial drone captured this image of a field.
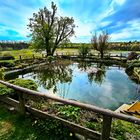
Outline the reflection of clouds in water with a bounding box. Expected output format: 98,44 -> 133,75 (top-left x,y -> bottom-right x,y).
98,82 -> 120,108
18,62 -> 138,110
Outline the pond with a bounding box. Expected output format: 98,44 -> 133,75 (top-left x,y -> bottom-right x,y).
10,60 -> 140,110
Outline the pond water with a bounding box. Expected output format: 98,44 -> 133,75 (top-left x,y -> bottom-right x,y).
14,61 -> 139,110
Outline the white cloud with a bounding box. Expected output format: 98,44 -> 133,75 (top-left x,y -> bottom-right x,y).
111,19 -> 140,41
113,0 -> 126,6
111,30 -> 131,41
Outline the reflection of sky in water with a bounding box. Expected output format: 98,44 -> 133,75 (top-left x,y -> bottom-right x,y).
19,63 -> 139,110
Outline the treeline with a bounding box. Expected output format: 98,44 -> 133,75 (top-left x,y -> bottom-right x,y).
0,41 -> 29,50
66,41 -> 140,51
0,41 -> 140,51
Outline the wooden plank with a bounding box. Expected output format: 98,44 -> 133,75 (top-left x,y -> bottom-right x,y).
100,115 -> 112,140
0,80 -> 140,125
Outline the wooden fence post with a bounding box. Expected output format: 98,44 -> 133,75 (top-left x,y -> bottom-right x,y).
120,53 -> 122,60
18,93 -> 25,115
100,115 -> 112,140
19,55 -> 22,60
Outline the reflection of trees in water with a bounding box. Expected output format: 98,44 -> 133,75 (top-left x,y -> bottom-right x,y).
78,61 -> 106,85
88,63 -> 106,85
35,61 -> 73,95
126,67 -> 140,99
78,61 -> 92,71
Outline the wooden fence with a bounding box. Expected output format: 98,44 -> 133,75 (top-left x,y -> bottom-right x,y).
0,80 -> 140,140
54,52 -> 127,58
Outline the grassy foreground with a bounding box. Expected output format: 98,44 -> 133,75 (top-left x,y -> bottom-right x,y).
0,105 -> 48,140
0,104 -> 76,140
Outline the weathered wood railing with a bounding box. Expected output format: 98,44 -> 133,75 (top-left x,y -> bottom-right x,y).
0,80 -> 140,140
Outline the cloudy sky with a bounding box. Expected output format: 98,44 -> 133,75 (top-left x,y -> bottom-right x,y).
0,0 -> 140,42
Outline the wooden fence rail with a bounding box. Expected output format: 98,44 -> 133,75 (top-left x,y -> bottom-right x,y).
54,52 -> 127,58
0,80 -> 140,140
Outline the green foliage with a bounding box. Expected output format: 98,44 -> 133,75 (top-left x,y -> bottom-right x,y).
47,56 -> 54,63
0,84 -> 12,96
9,78 -> 38,91
58,105 -> 80,121
0,78 -> 37,96
0,67 -> 5,80
111,120 -> 140,140
86,121 -> 101,132
33,119 -> 73,139
78,44 -> 90,57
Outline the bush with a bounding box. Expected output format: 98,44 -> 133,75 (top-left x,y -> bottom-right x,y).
78,44 -> 90,57
0,84 -> 13,96
9,78 -> 38,91
0,78 -> 38,96
47,56 -> 54,63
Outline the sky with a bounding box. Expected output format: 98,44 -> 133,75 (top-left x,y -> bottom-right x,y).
0,0 -> 140,42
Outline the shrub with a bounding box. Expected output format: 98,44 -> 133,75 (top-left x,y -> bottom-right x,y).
78,44 -> 90,57
0,78 -> 38,96
9,78 -> 38,91
0,84 -> 13,96
58,105 -> 80,122
47,56 -> 54,63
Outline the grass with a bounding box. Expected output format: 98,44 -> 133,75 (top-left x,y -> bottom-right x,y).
0,104 -> 74,140
0,105 -> 47,140
0,103 -> 79,140
0,49 -> 140,60
0,49 -> 42,60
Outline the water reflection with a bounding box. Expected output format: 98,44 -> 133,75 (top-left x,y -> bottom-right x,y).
35,61 -> 73,94
16,60 -> 139,110
77,61 -> 106,85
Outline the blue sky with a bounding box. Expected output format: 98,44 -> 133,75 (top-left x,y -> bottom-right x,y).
0,0 -> 140,42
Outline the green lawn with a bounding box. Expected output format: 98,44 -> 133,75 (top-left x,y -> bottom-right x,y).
0,104 -> 75,140
0,49 -> 42,60
0,105 -> 47,140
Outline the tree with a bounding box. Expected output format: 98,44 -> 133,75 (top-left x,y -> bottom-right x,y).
91,31 -> 109,59
28,2 -> 75,56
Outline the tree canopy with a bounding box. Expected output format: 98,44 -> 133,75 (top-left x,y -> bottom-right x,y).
28,2 -> 75,56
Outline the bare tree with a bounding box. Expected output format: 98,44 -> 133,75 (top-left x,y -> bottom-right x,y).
91,31 -> 109,59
